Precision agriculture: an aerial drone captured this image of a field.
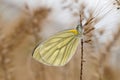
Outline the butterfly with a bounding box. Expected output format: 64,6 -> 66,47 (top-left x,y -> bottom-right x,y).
32,25 -> 82,66
32,0 -> 115,66
0,0 -> 117,67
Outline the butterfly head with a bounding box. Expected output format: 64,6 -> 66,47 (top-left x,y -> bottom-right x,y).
76,24 -> 83,36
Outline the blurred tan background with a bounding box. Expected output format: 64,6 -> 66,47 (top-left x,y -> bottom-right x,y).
0,0 -> 120,80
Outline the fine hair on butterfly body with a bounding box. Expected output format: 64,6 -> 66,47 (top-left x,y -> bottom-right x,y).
32,24 -> 82,66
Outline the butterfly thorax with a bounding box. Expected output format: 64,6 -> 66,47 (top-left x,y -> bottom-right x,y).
69,25 -> 82,37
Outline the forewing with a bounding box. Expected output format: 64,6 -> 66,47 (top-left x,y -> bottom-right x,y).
32,30 -> 80,66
